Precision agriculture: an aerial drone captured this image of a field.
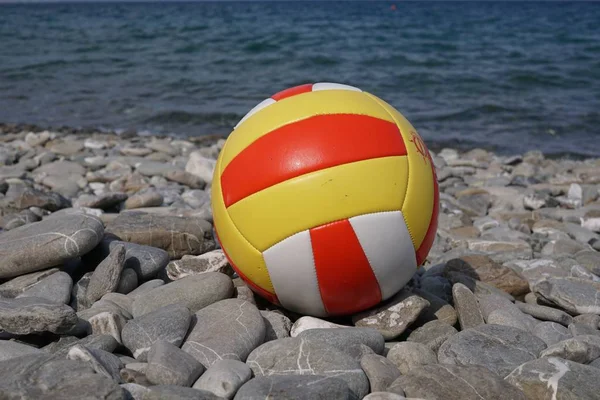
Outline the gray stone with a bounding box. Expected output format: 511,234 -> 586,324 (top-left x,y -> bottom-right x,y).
0,268 -> 59,298
0,353 -> 126,399
193,359 -> 252,399
75,192 -> 128,210
96,292 -> 134,316
396,364 -> 527,400
1,209 -> 40,231
116,268 -> 138,294
132,273 -> 233,318
122,303 -> 191,361
125,190 -> 163,209
126,279 -> 165,298
124,362 -> 148,374
411,288 -> 457,326
452,283 -> 485,330
105,213 -> 211,258
3,182 -> 70,211
386,342 -> 438,374
0,213 -> 104,279
362,393 -> 406,400
540,335 -> 600,364
542,239 -> 589,257
167,250 -> 233,280
407,320 -> 458,352
352,289 -> 429,340
46,334 -> 119,359
67,344 -> 124,383
0,296 -> 77,334
516,301 -> 573,326
87,244 -> 126,305
0,340 -> 42,361
182,299 -> 265,368
533,277 -> 600,314
297,327 -> 384,356
446,271 -> 514,301
487,303 -> 538,333
144,385 -> 223,400
438,324 -> 547,377
234,375 -> 354,400
575,250 -> 600,276
246,337 -> 368,399
186,151 -> 216,185
165,170 -> 206,189
590,357 -> 600,369
88,311 -> 127,344
506,357 -> 600,400
418,276 -> 452,303
573,313 -> 600,329
465,239 -> 533,263
260,310 -> 291,341
146,341 -> 204,387
289,316 -> 347,337
69,272 -> 91,310
476,293 -> 515,319
532,321 -> 572,346
569,322 -> 600,337
360,354 -> 402,393
16,271 -> 72,304
120,383 -> 150,399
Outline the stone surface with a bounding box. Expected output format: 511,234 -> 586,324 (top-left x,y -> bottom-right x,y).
122,303 -> 191,361
0,340 -> 43,361
360,354 -> 402,393
386,342 -> 438,374
438,324 -> 547,377
233,375 -> 354,400
290,316 -> 347,337
74,192 -> 127,210
407,320 -> 458,352
116,268 -> 138,294
88,311 -> 127,344
506,357 -> 600,400
16,271 -> 72,304
452,282 -> 485,330
132,272 -> 233,317
86,244 -> 126,305
144,385 -> 223,400
0,213 -> 104,279
352,289 -> 430,340
0,296 -> 78,334
297,327 -> 385,356
146,340 -> 204,387
67,344 -> 124,383
0,353 -> 126,399
487,302 -> 538,333
533,277 -> 600,314
260,310 -> 291,341
167,250 -> 233,280
105,213 -> 211,258
183,299 -> 265,368
532,321 -> 573,346
246,337 -> 369,399
540,335 -> 600,364
411,288 -> 458,326
516,301 -> 573,326
395,364 -> 527,400
362,393 -> 406,400
193,359 -> 252,399
0,268 -> 60,298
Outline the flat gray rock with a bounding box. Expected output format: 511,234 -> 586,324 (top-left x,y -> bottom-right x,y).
87,311 -> 127,344
146,340 -> 204,387
411,288 -> 458,326
360,354 -> 402,393
446,272 -> 514,301
452,283 -> 485,330
487,303 -> 538,333
533,277 -> 600,314
352,289 -> 429,340
86,244 -> 126,305
0,213 -> 104,279
120,383 -> 150,400
297,327 -> 385,356
45,334 -> 119,358
167,250 -> 233,280
438,324 -> 547,377
533,321 -> 573,346
105,213 -> 212,258
75,193 -> 128,210
182,299 -> 265,368
395,364 -> 527,400
246,337 -> 369,399
126,279 -> 164,298
569,322 -> 600,337
70,272 -> 92,311
0,340 -> 43,361
573,313 -> 600,328
290,316 -> 347,337
116,268 -> 138,294
407,320 -> 458,352
132,273 -> 233,318
0,296 -> 78,334
16,271 -> 72,304
516,301 -> 573,326
67,344 -> 124,383
122,303 -> 191,361
0,268 -> 59,298
386,342 -> 438,374
506,357 -> 600,400
144,385 -> 224,400
233,375 -> 354,400
362,393 -> 406,400
418,275 -> 452,303
193,359 -> 252,399
260,310 -> 291,341
0,353 -> 126,399
540,335 -> 600,364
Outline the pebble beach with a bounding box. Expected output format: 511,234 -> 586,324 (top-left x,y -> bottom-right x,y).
1,122 -> 600,400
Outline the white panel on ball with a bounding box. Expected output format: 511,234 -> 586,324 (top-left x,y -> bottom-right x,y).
312,82 -> 362,92
349,211 -> 417,301
263,230 -> 327,317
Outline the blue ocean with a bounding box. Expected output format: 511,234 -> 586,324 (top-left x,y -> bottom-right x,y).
0,1 -> 599,157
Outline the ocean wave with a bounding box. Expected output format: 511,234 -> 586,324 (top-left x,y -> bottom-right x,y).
142,110 -> 242,127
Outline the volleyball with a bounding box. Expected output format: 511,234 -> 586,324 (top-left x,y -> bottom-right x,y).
211,82 -> 439,317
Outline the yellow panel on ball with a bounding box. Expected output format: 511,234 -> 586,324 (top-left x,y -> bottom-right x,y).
211,152 -> 276,295
366,93 -> 435,251
219,90 -> 395,173
227,155 -> 408,252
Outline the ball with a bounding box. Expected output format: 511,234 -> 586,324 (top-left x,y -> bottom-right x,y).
211,82 -> 439,317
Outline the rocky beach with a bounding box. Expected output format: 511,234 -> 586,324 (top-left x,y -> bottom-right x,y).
0,122 -> 599,400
